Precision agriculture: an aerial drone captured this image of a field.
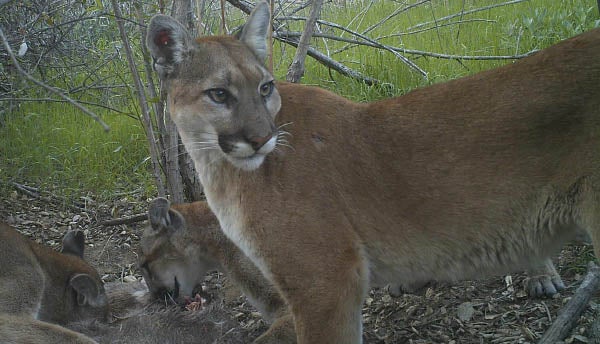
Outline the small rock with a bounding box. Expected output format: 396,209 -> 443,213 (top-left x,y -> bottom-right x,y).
123,275 -> 137,283
457,302 -> 475,322
381,294 -> 393,304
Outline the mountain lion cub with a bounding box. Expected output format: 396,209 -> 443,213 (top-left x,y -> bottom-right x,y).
147,2 -> 600,342
139,197 -> 295,343
0,222 -> 108,324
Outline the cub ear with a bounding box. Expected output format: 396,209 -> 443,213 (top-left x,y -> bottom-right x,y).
69,274 -> 108,308
238,1 -> 271,62
148,197 -> 185,233
146,14 -> 193,79
61,230 -> 85,258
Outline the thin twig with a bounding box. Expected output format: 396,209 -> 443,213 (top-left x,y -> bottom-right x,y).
11,182 -> 88,212
279,36 -> 382,86
0,25 -> 110,131
101,213 -> 148,227
278,31 -> 537,61
280,15 -> 427,78
110,0 -> 166,197
0,97 -> 129,115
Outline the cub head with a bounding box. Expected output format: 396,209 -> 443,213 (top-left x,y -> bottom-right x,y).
139,198 -> 221,303
146,1 -> 281,171
60,230 -> 109,323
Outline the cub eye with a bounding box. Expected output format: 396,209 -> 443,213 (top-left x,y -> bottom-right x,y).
206,88 -> 228,104
259,81 -> 273,97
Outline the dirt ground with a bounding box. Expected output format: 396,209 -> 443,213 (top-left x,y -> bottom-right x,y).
1,185 -> 598,343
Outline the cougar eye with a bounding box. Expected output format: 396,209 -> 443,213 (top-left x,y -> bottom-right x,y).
259,81 -> 273,97
206,88 -> 228,104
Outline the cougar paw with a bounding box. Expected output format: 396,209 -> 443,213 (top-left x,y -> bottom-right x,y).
525,275 -> 565,298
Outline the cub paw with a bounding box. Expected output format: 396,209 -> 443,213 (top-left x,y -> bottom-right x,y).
525,274 -> 565,298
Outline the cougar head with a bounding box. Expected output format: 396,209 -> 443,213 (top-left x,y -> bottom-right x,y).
139,198 -> 219,303
146,2 -> 281,171
61,230 -> 109,323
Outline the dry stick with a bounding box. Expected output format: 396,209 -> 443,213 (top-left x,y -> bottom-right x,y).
0,26 -> 110,131
135,4 -> 183,202
267,0 -> 274,73
0,97 -> 127,114
279,31 -> 538,61
538,262 -> 600,344
166,0 -> 193,203
11,182 -> 87,212
280,15 -> 427,79
226,0 -> 252,14
285,0 -> 324,83
101,213 -> 148,227
110,0 -> 166,197
220,0 -> 227,34
280,36 -> 381,86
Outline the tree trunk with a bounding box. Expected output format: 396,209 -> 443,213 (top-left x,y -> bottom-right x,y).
286,0 -> 324,83
164,0 -> 204,202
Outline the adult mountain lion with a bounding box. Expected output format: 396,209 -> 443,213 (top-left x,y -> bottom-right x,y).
139,197 -> 295,343
0,223 -> 108,324
147,2 -> 600,342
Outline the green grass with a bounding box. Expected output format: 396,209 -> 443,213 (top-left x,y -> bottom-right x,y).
0,102 -> 154,201
272,0 -> 600,100
1,0 -> 598,201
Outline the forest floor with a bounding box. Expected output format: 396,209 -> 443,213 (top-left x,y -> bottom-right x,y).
1,184 -> 598,343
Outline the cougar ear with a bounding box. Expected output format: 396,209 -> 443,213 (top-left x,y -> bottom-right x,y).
238,1 -> 271,62
148,197 -> 185,233
61,230 -> 85,258
146,14 -> 193,79
70,274 -> 108,308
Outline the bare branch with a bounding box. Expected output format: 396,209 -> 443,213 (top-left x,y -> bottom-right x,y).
278,31 -> 538,61
279,15 -> 428,79
101,213 -> 148,227
110,0 -> 166,196
286,0 -> 323,83
0,25 -> 110,131
12,182 -> 88,212
279,36 -> 382,86
0,97 -> 130,115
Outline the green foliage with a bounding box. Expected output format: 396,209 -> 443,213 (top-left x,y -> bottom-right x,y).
0,103 -> 155,201
273,0 -> 599,101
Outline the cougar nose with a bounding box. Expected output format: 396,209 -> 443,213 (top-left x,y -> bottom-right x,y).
249,133 -> 273,150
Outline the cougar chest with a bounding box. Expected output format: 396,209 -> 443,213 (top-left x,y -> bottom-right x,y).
201,165 -> 273,282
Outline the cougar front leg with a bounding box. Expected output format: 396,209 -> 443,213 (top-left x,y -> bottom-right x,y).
270,241 -> 369,344
253,314 -> 296,344
525,258 -> 565,297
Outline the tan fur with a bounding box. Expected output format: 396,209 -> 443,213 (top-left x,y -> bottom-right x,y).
139,198 -> 295,343
0,222 -> 108,324
147,3 -> 600,342
0,314 -> 98,344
